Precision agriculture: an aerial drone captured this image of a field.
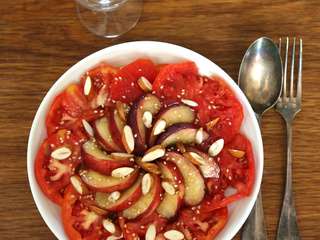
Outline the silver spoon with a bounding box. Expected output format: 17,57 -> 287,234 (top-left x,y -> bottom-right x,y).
238,37 -> 283,239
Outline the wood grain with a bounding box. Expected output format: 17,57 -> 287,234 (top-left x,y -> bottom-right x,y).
0,0 -> 319,239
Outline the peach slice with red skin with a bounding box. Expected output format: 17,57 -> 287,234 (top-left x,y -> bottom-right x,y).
82,140 -> 133,174
128,94 -> 161,153
95,175 -> 143,211
157,161 -> 185,219
80,167 -> 140,193
122,174 -> 162,220
165,152 -> 205,206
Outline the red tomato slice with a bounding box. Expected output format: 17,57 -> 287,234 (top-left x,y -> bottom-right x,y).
80,63 -> 118,108
153,61 -> 203,101
35,130 -> 81,205
196,77 -> 243,143
121,59 -> 157,83
62,186 -> 113,240
200,134 -> 255,212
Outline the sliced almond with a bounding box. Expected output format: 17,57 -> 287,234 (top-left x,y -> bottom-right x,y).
163,230 -> 184,240
111,152 -> 134,160
51,146 -> 72,160
116,101 -> 130,122
108,191 -> 121,202
82,119 -> 94,137
103,219 -> 116,234
111,167 -> 135,178
88,205 -> 108,215
138,76 -> 153,92
70,175 -> 88,195
153,119 -> 166,136
143,111 -> 153,128
228,149 -> 246,158
206,117 -> 220,130
107,235 -> 123,240
181,98 -> 198,107
96,85 -> 108,107
135,157 -> 161,174
208,138 -> 224,157
199,163 -> 220,178
195,127 -> 207,144
142,173 -> 152,195
176,142 -> 186,153
141,145 -> 166,162
184,152 -> 207,166
145,224 -> 156,240
122,125 -> 135,153
161,181 -> 175,195
84,76 -> 92,96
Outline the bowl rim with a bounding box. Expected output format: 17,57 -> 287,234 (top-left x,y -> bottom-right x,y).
27,40 -> 263,240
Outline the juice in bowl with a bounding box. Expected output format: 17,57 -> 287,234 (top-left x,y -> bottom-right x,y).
27,41 -> 263,240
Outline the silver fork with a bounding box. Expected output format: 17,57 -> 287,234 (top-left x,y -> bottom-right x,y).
276,37 -> 302,240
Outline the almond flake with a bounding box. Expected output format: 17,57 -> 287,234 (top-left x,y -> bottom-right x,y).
136,158 -> 161,175
199,163 -> 220,178
206,117 -> 220,130
111,167 -> 135,178
195,127 -> 206,144
143,111 -> 153,128
208,138 -> 224,157
228,149 -> 245,158
108,191 -> 121,202
145,224 -> 156,240
153,120 -> 166,136
138,76 -> 153,92
84,76 -> 92,96
142,173 -> 152,195
70,175 -> 88,195
102,219 -> 116,234
111,152 -> 134,160
51,146 -> 72,160
141,145 -> 166,162
116,101 -> 130,122
164,230 -> 184,240
107,235 -> 123,240
122,125 -> 135,153
82,119 -> 94,137
161,181 -> 176,195
181,99 -> 198,107
187,152 -> 207,165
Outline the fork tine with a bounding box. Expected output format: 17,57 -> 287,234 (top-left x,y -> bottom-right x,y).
282,37 -> 289,98
290,38 -> 296,98
279,38 -> 282,55
297,38 -> 303,100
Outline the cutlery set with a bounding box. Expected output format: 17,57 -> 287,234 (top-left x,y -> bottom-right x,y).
239,37 -> 303,239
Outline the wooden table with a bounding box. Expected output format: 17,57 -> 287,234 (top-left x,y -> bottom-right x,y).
1,0 -> 319,239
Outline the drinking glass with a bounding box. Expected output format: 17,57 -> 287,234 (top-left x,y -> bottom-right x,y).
75,0 -> 143,38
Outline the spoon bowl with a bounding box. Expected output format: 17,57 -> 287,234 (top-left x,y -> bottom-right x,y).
239,37 -> 283,116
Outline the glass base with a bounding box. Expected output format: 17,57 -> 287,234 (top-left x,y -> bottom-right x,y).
76,0 -> 143,38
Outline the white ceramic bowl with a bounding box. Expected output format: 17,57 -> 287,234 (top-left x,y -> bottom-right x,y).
27,41 -> 263,240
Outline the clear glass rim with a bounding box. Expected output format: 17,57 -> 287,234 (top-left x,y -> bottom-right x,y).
75,0 -> 128,10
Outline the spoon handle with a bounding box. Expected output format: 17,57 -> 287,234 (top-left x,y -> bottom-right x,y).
242,191 -> 267,240
241,114 -> 267,240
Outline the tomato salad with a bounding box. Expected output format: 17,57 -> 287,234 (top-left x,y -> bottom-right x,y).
35,59 -> 255,240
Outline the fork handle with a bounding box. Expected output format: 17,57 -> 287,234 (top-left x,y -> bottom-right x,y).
276,122 -> 300,240
241,114 -> 267,240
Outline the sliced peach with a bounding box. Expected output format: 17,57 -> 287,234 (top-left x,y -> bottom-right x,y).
149,103 -> 196,145
165,152 -> 205,206
83,140 -> 133,174
122,174 -> 162,220
95,175 -> 143,211
157,161 -> 185,219
80,168 -> 139,193
128,94 -> 161,153
93,117 -> 122,152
